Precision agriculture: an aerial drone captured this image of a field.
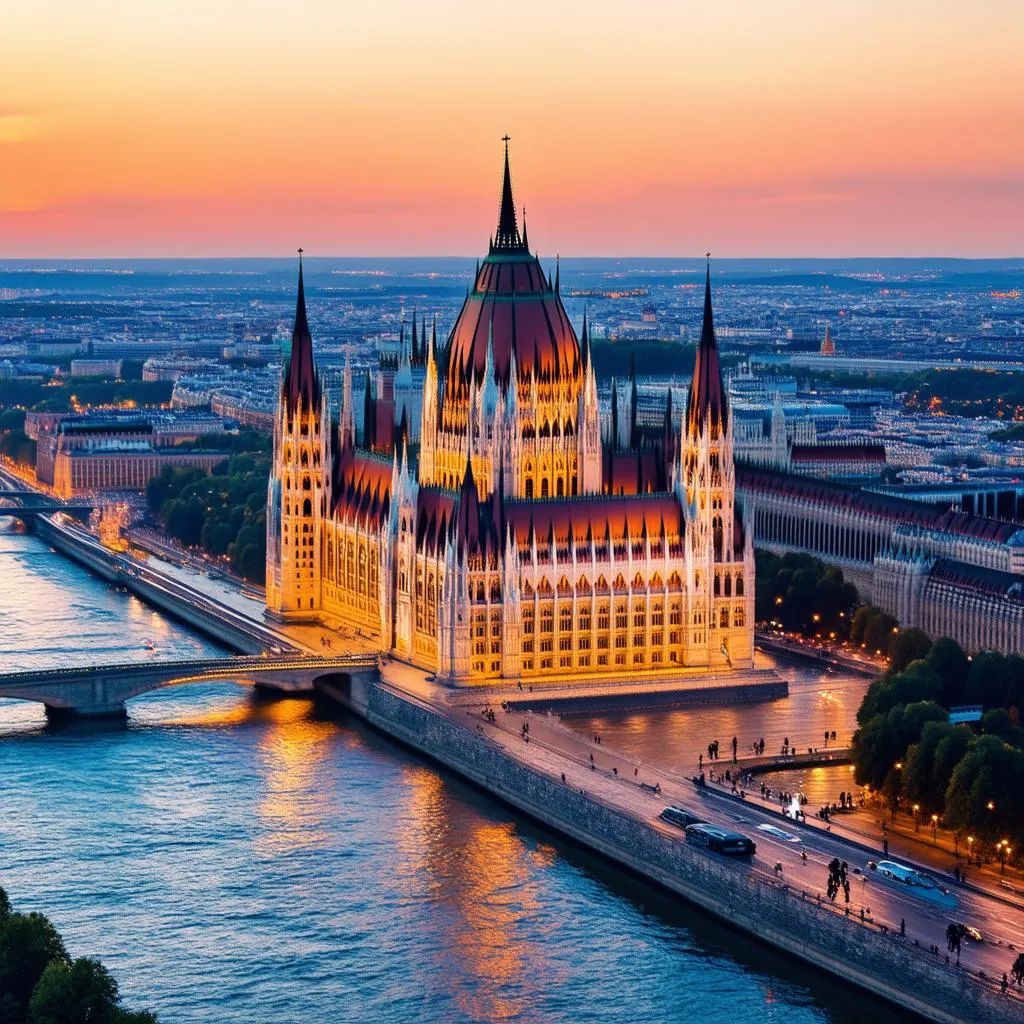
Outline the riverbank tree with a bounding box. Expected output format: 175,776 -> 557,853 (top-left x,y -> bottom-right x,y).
0,886 -> 156,1023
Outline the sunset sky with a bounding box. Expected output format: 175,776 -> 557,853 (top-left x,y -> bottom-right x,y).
1,0 -> 1022,257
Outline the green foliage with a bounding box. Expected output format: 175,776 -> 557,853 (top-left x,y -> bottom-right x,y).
0,409 -> 26,431
944,735 -> 1024,844
848,604 -> 898,654
902,721 -> 971,816
965,650 -> 1018,709
147,453 -> 269,583
0,428 -> 36,467
28,958 -> 120,1024
0,378 -> 171,413
980,707 -> 1024,748
0,887 -> 155,1024
888,628 -> 932,673
0,910 -> 68,1023
857,661 -> 942,726
851,700 -> 947,789
924,637 -> 970,708
754,550 -> 858,638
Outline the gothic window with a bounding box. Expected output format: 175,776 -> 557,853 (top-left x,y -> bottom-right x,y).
525,479 -> 534,499
577,576 -> 590,594
614,574 -> 626,590
558,576 -> 572,595
651,573 -> 663,590
720,607 -> 729,628
714,574 -> 721,597
736,575 -> 744,597
303,476 -> 311,490
301,449 -> 309,466
633,573 -> 644,589
541,479 -> 549,498
734,607 -> 745,627
571,478 -> 578,496
556,478 -> 564,497
713,516 -> 723,561
303,498 -> 312,517
724,576 -> 732,597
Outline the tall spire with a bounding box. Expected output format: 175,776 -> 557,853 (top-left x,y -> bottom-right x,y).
282,248 -> 320,416
686,253 -> 727,438
493,135 -> 523,250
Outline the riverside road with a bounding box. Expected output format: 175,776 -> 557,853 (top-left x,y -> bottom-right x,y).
396,667 -> 1024,1000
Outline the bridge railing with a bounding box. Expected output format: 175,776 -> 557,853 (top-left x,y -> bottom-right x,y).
0,653 -> 378,686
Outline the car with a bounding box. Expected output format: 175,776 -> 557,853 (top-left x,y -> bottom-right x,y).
957,923 -> 984,943
869,860 -> 958,907
684,823 -> 756,857
756,823 -> 801,843
659,806 -> 706,830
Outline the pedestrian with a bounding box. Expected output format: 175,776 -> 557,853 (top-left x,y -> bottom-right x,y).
699,753 -> 704,771
883,839 -> 889,856
801,851 -> 807,864
1003,973 -> 1009,994
900,918 -> 905,937
561,773 -> 566,783
634,768 -> 638,777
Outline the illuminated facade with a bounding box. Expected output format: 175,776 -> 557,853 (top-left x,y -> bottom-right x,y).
266,146 -> 755,684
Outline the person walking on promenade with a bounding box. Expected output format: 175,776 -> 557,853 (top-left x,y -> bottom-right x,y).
731,735 -> 738,763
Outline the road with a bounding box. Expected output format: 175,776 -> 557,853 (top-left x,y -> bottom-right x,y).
419,685 -> 1024,1000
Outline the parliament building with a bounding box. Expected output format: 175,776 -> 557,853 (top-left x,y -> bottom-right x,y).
265,145 -> 755,685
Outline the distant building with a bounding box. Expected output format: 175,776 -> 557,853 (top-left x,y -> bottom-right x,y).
820,323 -> 836,355
53,444 -> 225,498
70,359 -> 123,377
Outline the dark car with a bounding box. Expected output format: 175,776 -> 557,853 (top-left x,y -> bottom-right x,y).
685,823 -> 756,857
659,806 -> 706,830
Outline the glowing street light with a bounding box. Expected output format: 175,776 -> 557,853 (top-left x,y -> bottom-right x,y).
912,803 -> 920,831
931,813 -> 939,840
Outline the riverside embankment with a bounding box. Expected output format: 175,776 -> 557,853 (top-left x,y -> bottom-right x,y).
32,514 -> 288,655
324,669 -> 1021,1024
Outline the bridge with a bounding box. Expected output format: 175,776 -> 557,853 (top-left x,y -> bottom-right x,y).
0,491 -> 95,522
0,653 -> 379,717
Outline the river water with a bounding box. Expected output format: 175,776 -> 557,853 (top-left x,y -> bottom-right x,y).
0,526 -> 900,1024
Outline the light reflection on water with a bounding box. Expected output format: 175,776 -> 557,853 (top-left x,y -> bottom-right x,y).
0,529 -> 908,1023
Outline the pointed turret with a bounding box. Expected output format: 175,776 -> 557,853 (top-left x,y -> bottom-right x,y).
521,207 -> 529,251
282,251 -> 321,416
580,309 -> 591,373
492,136 -> 524,251
686,255 -> 727,439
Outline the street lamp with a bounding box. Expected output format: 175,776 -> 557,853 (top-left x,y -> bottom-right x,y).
912,803 -> 920,831
967,835 -> 976,866
997,840 -> 1013,875
931,814 -> 938,841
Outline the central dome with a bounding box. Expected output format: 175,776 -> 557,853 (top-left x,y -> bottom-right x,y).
444,143 -> 580,392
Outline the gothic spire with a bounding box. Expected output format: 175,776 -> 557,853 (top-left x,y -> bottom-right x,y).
686,254 -> 727,438
493,135 -> 523,250
283,249 -> 321,415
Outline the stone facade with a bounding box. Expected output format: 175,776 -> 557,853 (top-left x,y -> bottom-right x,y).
265,148 -> 755,685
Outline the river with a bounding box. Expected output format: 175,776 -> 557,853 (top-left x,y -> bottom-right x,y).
0,526 -> 902,1023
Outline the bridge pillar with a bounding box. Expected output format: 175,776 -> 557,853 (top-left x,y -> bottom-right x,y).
45,701 -> 127,722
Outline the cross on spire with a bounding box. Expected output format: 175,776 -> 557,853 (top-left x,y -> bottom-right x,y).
493,135 -> 523,251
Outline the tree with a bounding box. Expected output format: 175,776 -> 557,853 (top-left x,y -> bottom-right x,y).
902,721 -> 971,815
980,708 -> 1024,748
856,662 -> 942,726
944,735 -> 1024,845
965,651 -> 1014,709
924,637 -> 969,708
0,911 -> 69,1023
28,958 -> 120,1024
851,700 -> 947,790
889,628 -> 932,673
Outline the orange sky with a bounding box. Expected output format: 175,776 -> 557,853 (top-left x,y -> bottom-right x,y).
1,1 -> 1022,257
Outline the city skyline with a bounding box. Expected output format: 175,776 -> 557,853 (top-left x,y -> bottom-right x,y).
2,0 -> 1022,258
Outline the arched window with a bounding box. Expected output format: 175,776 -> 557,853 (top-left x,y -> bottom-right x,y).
724,575 -> 732,597
734,607 -> 745,627
556,478 -> 564,497
301,449 -> 309,466
525,479 -> 534,499
303,498 -> 312,517
720,607 -> 729,628
713,516 -> 723,561
736,575 -> 744,597
714,574 -> 721,597
541,479 -> 549,498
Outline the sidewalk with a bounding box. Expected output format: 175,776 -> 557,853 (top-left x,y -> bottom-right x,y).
701,767 -> 1024,912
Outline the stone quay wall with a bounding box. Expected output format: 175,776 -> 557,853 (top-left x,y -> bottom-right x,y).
353,678 -> 1019,1024
34,516 -> 268,654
